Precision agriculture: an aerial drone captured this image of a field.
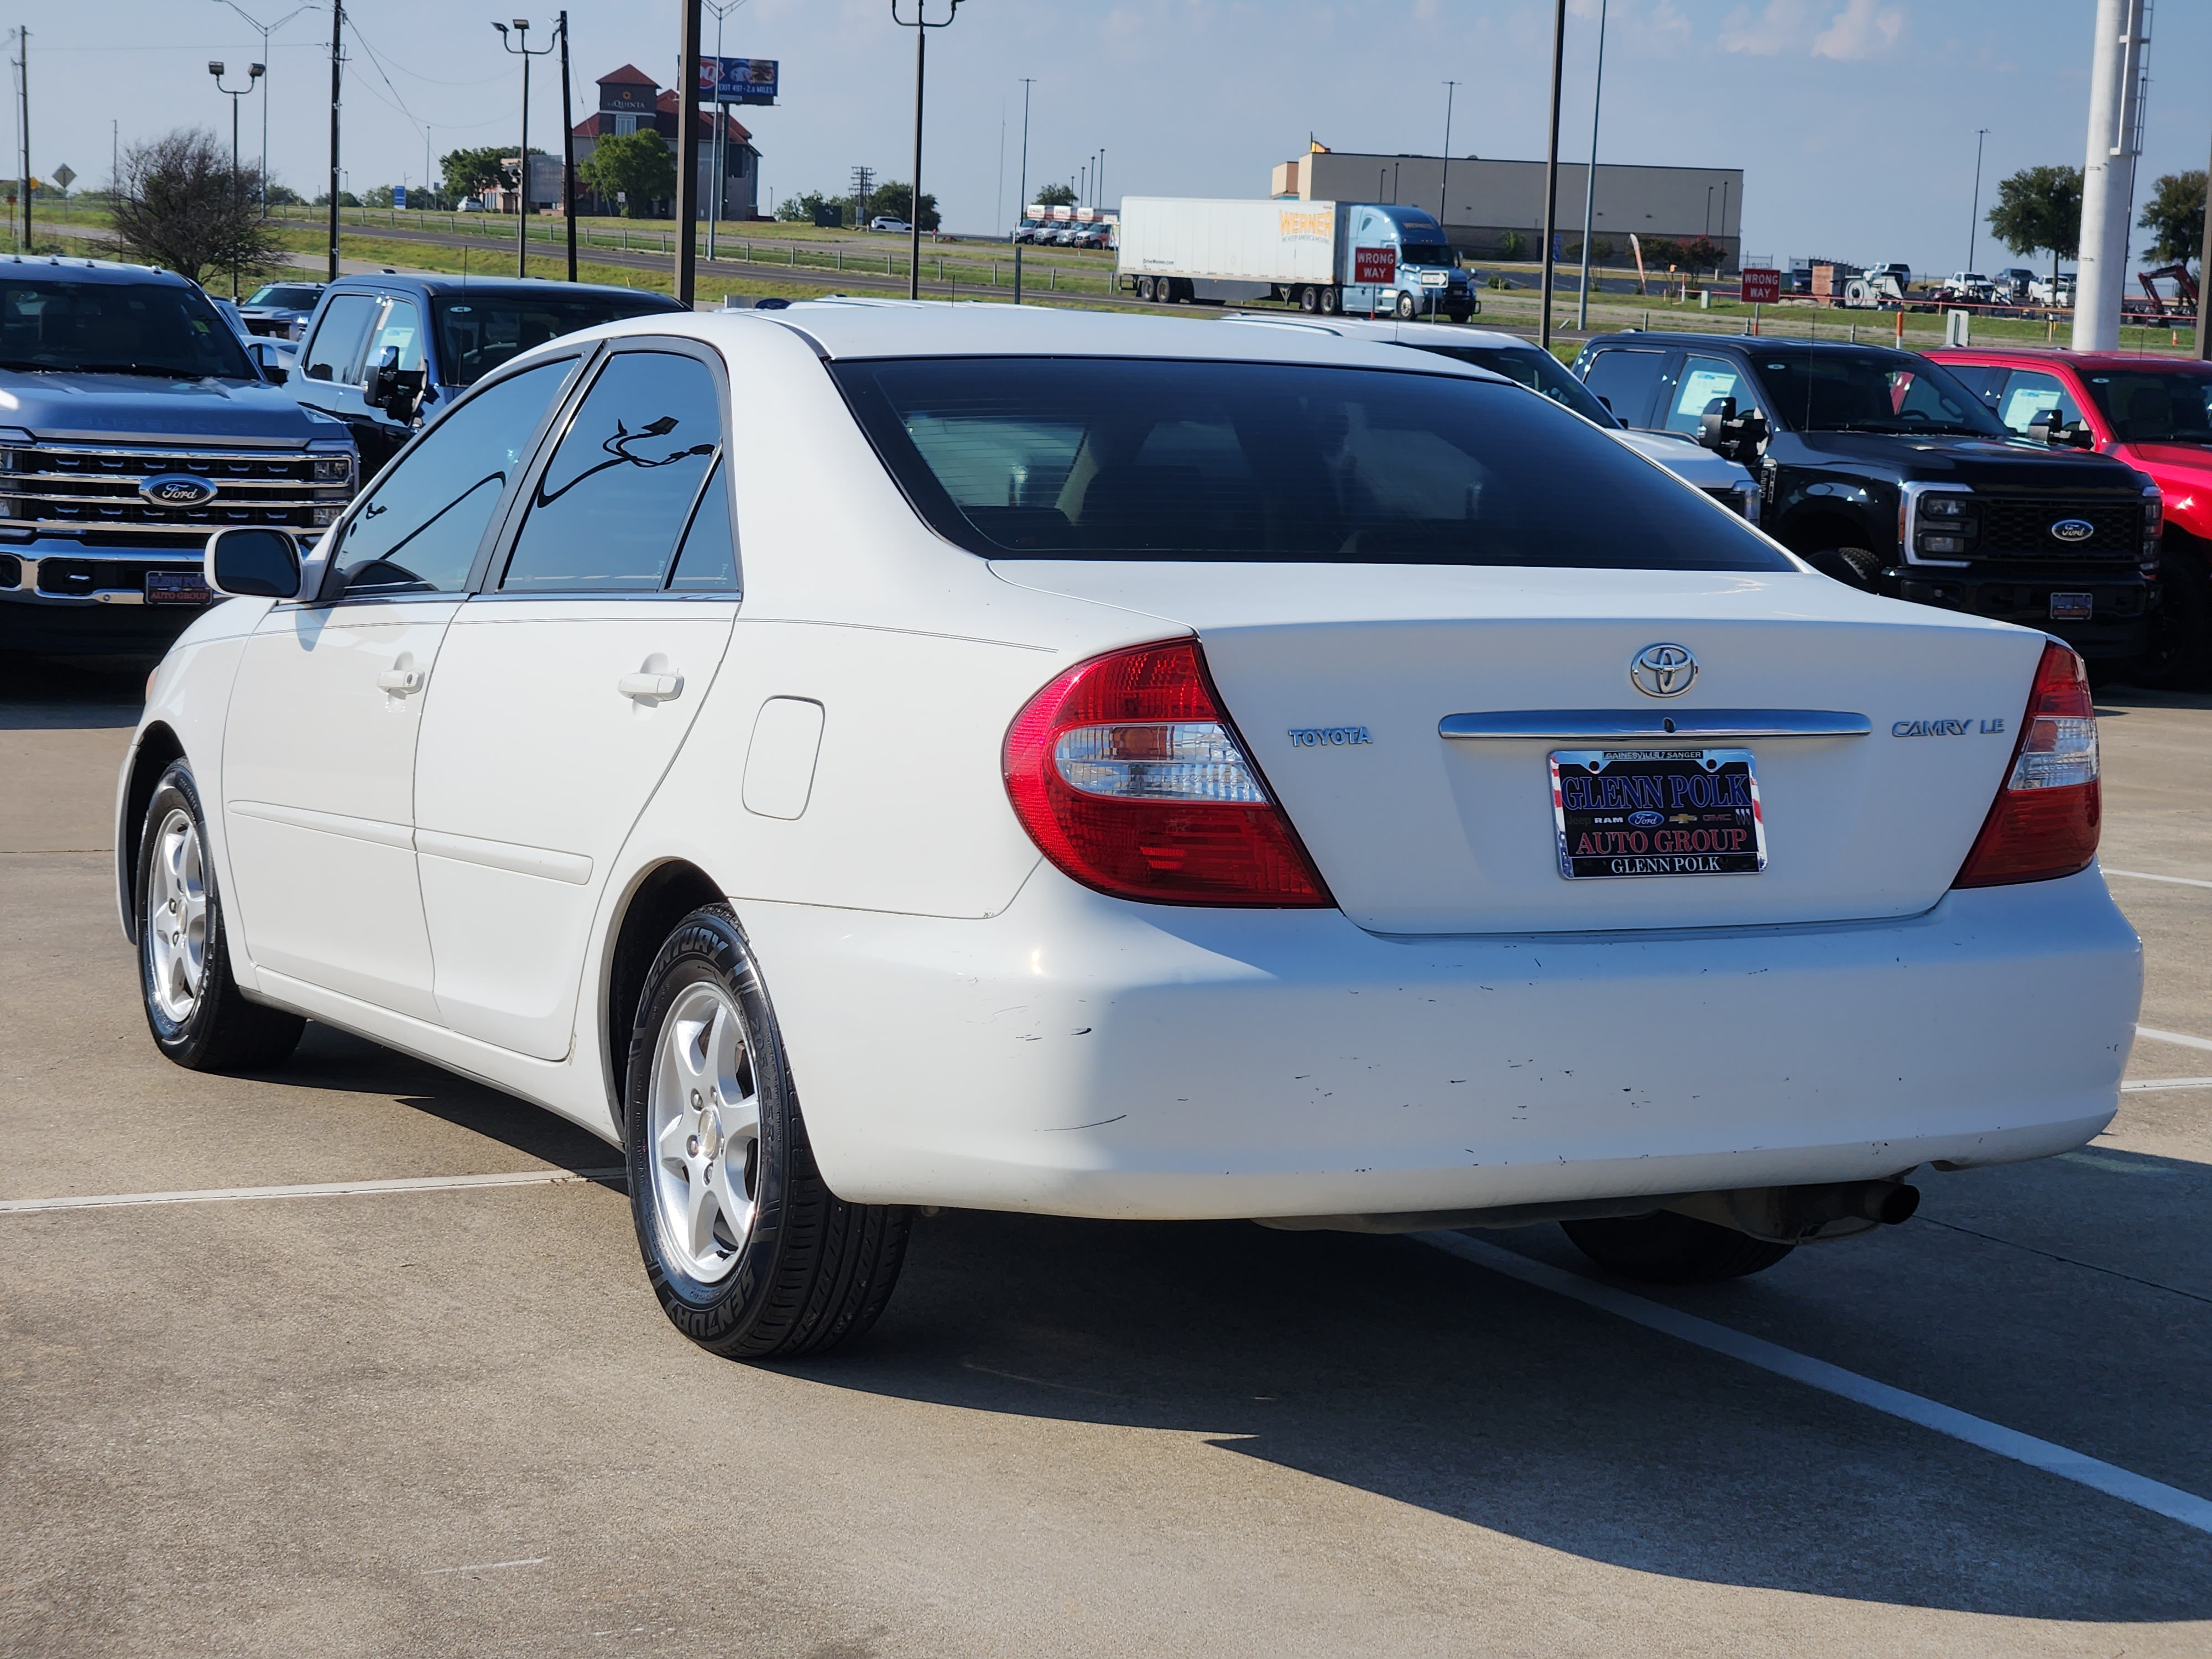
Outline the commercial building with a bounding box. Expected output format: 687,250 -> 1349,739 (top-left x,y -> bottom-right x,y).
487,64 -> 760,220
1272,148 -> 1743,270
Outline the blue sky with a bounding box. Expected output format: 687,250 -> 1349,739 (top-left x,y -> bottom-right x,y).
31,2 -> 2212,276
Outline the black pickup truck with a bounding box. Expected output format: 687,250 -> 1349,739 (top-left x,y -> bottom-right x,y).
1569,332 -> 2161,667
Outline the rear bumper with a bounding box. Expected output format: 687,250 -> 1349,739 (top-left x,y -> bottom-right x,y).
741,864 -> 2143,1220
1893,566 -> 2151,661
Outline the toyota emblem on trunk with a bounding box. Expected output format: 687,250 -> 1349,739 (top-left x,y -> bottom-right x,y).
2049,518 -> 2095,544
139,474 -> 217,508
1630,643 -> 1698,698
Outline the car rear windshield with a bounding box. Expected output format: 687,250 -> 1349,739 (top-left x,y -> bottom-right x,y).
2077,368 -> 2212,446
1750,346 -> 2007,437
1407,343 -> 1619,426
833,356 -> 1792,570
431,292 -> 682,385
0,277 -> 254,380
247,284 -> 323,310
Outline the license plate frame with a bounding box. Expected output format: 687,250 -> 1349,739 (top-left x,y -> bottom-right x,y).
2049,591 -> 2094,622
1549,747 -> 1767,880
144,570 -> 213,606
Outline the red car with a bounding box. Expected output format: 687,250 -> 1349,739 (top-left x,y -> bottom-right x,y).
1932,348 -> 2212,687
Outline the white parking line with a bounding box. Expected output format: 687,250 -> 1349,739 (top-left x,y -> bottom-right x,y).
422,1557 -> 550,1577
1418,1230 -> 2212,1536
0,1167 -> 627,1215
2138,1027 -> 2212,1053
2106,869 -> 2212,891
2122,1077 -> 2212,1092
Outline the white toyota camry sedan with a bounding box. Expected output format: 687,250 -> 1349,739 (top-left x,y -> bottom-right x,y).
119,300 -> 2142,1358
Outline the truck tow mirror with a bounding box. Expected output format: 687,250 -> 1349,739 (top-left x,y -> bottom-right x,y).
1699,398 -> 1768,460
363,347 -> 427,424
205,526 -> 303,601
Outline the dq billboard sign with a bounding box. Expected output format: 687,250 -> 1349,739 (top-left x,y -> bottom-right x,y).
698,56 -> 779,105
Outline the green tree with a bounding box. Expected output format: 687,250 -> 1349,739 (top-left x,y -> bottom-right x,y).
867,181 -> 938,231
1034,181 -> 1076,208
1986,164 -> 2081,295
2138,169 -> 2206,265
441,145 -> 513,205
775,189 -> 846,226
110,127 -> 286,291
580,129 -> 675,218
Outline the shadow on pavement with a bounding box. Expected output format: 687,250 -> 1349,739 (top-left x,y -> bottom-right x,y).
0,652 -> 145,730
788,1204 -> 2212,1623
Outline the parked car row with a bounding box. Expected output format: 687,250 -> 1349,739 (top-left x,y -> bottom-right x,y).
1014,219 -> 1113,249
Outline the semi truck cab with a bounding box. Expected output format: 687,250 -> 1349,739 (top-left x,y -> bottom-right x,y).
1317,205 -> 1477,322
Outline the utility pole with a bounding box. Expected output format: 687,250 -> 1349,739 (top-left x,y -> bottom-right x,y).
559,11 -> 576,280
1575,0 -> 1608,331
327,1 -> 342,281
1966,127 -> 1989,270
1537,0 -> 1566,351
17,26 -> 27,254
493,20 -> 555,280
1013,76 -> 1031,305
2074,0 -> 2149,351
1439,80 -> 1457,229
673,0 -> 702,305
2198,121 -> 2211,361
892,0 -> 962,300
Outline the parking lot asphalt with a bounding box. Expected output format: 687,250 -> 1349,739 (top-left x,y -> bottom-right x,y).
3,657 -> 2208,1658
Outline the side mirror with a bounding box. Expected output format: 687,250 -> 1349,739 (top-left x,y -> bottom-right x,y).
2028,408 -> 2062,441
363,347 -> 426,423
205,526 -> 303,600
248,341 -> 289,384
1698,397 -> 1768,460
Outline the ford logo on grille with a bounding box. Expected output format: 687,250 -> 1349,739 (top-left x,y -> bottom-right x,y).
139,474 -> 217,508
2049,518 -> 2096,544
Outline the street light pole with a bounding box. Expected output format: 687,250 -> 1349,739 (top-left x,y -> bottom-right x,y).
326,1 -> 341,281
891,0 -> 961,301
1013,75 -> 1031,305
1967,127 -> 1990,271
210,60 -> 262,298
557,11 -> 575,281
1575,0 -> 1608,331
493,18 -> 555,280
703,1 -> 747,264
1536,0 -> 1567,352
210,4 -> 314,218
1439,80 -> 1457,229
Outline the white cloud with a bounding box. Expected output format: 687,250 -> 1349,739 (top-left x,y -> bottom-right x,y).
1813,0 -> 1905,60
1718,0 -> 1812,56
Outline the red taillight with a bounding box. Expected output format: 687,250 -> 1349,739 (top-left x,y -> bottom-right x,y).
1953,640 -> 2101,888
1003,638 -> 1332,906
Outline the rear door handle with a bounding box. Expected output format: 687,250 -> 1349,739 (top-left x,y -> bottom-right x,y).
377,668 -> 424,695
619,672 -> 684,702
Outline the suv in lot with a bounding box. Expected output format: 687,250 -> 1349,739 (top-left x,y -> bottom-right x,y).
1571,332 -> 2161,667
1934,347 -> 2212,687
281,274 -> 687,475
0,258 -> 357,658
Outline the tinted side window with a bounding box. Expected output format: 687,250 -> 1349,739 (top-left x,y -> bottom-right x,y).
327,356 -> 580,595
1665,353 -> 1754,435
302,293 -> 379,384
364,296 -> 425,374
1579,349 -> 1665,427
500,351 -> 722,593
667,460 -> 738,591
1996,369 -> 2084,435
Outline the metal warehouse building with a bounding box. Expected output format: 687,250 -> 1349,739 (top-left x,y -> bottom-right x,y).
1272,149 -> 1743,270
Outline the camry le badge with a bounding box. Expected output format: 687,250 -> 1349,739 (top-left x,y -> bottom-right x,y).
2049,518 -> 2095,544
1630,643 -> 1698,698
139,473 -> 218,508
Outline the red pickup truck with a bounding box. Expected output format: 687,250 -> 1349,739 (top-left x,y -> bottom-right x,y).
1931,348 -> 2212,688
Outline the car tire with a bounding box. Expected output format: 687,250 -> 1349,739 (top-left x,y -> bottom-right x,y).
625,904 -> 911,1359
136,761 -> 305,1072
1559,1211 -> 1794,1284
1395,290 -> 1418,320
2135,536 -> 2212,691
1803,545 -> 1883,591
1297,285 -> 1319,314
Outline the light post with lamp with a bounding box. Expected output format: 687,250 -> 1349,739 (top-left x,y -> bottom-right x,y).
209,2 -> 315,218
209,59 -> 262,298
492,18 -> 556,278
890,0 -> 961,300
703,0 -> 749,264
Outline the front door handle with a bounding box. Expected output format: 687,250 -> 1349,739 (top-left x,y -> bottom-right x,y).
619,671 -> 684,702
377,667 -> 424,696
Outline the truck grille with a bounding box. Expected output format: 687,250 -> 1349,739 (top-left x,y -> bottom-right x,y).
0,439 -> 352,550
1978,497 -> 2140,559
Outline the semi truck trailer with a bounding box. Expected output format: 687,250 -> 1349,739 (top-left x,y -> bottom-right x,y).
1117,197 -> 1478,321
